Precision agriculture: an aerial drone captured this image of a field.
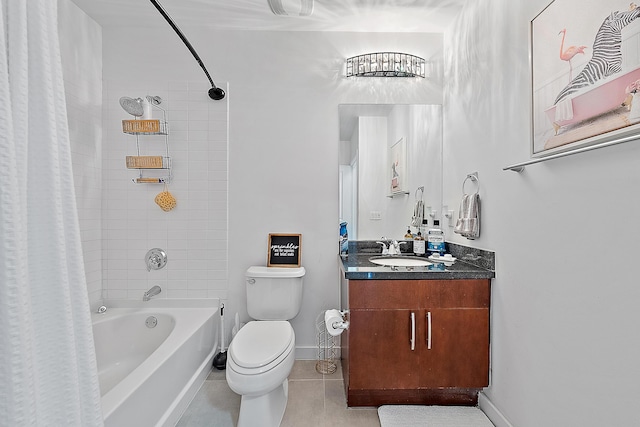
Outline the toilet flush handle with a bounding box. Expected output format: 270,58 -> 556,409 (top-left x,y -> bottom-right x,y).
247,278 -> 255,284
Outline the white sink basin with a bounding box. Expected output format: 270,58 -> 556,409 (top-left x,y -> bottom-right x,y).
369,256 -> 432,267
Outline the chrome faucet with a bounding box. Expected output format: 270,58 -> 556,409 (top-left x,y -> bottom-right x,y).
143,285 -> 162,301
376,239 -> 390,255
377,237 -> 407,255
388,240 -> 406,255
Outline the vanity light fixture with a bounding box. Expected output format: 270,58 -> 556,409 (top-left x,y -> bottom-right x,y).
346,53 -> 426,78
268,0 -> 314,16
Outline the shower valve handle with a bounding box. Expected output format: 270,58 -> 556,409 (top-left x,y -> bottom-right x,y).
145,248 -> 167,271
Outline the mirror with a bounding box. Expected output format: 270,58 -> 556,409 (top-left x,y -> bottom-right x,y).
339,104 -> 442,241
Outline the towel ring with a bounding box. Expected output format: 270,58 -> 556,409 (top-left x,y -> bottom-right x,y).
462,172 -> 480,195
415,186 -> 424,201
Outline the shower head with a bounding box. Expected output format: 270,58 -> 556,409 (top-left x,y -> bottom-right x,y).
119,97 -> 144,117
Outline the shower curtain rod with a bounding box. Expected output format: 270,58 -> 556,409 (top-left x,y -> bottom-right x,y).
149,0 -> 225,100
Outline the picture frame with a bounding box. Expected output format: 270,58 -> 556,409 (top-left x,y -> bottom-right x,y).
530,1 -> 640,158
267,233 -> 302,267
389,137 -> 407,194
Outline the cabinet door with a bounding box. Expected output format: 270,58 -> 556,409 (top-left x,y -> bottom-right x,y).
419,308 -> 489,388
348,309 -> 421,390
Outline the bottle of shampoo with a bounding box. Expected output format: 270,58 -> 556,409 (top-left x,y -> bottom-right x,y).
427,220 -> 445,255
404,226 -> 413,239
413,228 -> 425,256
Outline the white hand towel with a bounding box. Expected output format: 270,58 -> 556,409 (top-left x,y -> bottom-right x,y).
454,193 -> 480,239
411,199 -> 424,227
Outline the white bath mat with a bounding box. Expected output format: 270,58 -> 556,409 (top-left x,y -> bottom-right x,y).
378,405 -> 494,427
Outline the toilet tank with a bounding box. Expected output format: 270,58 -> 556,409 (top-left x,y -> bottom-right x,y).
245,266 -> 305,320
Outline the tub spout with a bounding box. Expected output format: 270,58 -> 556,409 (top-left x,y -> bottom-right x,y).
143,285 -> 162,301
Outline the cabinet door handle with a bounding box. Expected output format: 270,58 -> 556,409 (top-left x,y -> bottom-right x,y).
410,312 -> 416,351
426,311 -> 432,350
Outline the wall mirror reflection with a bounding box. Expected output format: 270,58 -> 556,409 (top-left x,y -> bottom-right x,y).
339,104 -> 443,241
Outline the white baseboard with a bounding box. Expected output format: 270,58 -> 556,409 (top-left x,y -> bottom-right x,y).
478,391 -> 514,427
294,345 -> 318,360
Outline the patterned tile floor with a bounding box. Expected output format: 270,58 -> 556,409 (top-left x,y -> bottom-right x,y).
176,360 -> 380,427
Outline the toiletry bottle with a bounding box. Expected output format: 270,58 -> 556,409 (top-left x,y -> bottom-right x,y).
404,226 -> 413,239
340,222 -> 348,257
413,229 -> 425,256
427,220 -> 445,255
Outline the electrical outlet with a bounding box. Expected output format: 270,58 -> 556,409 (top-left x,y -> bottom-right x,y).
369,211 -> 382,220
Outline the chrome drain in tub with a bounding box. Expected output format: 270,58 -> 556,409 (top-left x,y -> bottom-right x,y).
145,316 -> 158,328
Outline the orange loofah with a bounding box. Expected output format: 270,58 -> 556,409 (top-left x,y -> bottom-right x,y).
155,186 -> 176,212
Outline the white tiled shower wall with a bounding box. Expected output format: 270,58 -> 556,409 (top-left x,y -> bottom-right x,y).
59,1 -> 229,305
102,81 -> 229,300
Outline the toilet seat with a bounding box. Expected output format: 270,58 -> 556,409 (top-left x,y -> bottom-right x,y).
229,321 -> 294,374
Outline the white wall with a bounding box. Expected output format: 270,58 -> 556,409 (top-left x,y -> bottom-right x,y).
101,28 -> 443,356
58,0 -> 103,307
356,105 -> 442,240
357,116 -> 388,238
444,1 -> 640,425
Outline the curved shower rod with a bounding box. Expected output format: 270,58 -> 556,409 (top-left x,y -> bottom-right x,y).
149,0 -> 225,100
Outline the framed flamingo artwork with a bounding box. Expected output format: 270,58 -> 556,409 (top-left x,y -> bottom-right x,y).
530,0 -> 640,157
389,137 -> 407,195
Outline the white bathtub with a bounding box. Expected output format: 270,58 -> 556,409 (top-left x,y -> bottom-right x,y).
92,299 -> 219,427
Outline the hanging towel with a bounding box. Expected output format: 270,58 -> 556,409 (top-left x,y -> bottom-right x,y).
454,193 -> 480,239
411,199 -> 424,228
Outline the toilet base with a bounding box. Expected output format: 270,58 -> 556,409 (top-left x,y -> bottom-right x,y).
237,379 -> 289,427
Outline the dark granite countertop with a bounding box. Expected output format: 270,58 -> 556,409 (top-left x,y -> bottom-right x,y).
340,241 -> 495,280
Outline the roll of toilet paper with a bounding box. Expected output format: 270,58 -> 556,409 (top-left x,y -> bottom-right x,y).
325,309 -> 345,337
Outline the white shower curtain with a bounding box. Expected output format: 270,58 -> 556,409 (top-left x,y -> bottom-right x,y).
0,1 -> 103,425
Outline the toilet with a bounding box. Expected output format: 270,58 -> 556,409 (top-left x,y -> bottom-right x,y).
226,266 -> 305,427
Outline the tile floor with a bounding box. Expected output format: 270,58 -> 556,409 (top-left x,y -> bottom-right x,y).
176,360 -> 381,427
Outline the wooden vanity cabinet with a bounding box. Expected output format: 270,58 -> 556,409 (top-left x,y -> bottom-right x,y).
341,279 -> 490,406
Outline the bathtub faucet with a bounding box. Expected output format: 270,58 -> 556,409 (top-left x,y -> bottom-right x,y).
143,285 -> 162,301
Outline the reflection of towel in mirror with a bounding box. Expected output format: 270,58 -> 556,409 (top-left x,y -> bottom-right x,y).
411,200 -> 424,227
454,193 -> 480,239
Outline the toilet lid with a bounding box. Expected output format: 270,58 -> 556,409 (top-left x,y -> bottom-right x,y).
230,321 -> 294,369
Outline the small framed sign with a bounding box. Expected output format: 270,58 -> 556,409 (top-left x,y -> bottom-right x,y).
267,233 -> 302,267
